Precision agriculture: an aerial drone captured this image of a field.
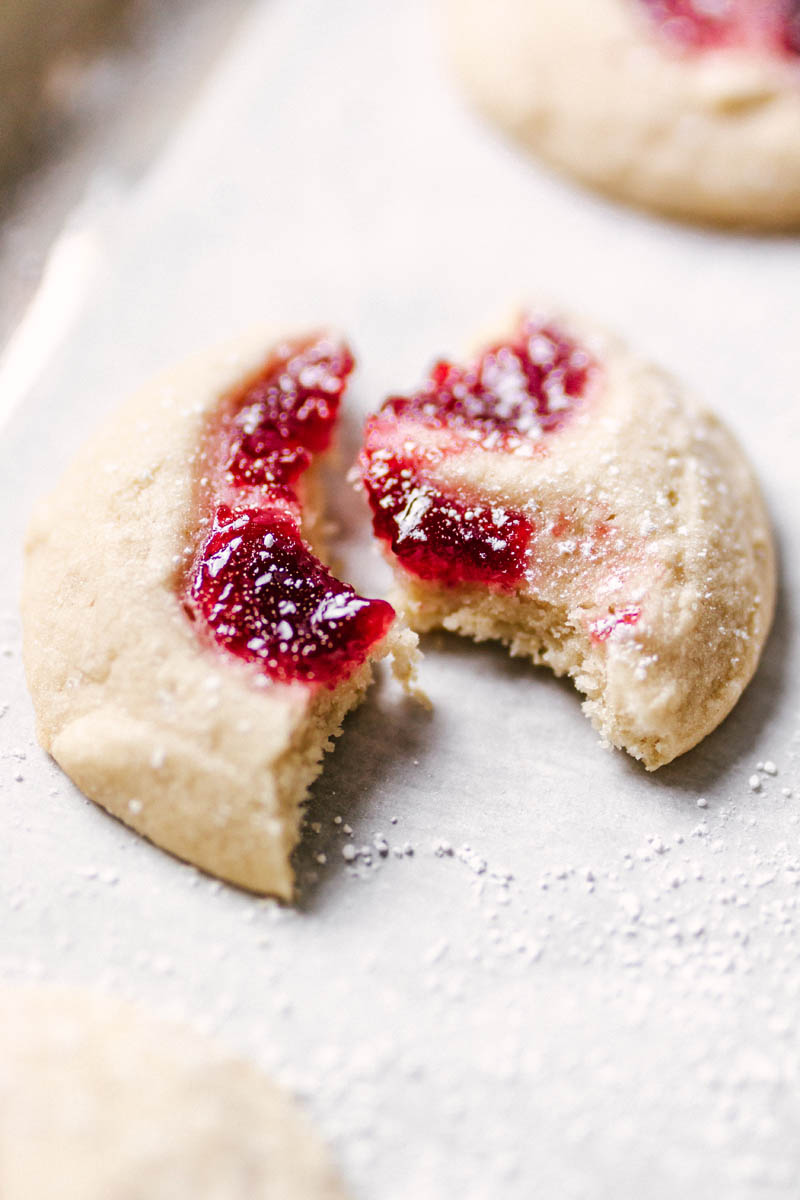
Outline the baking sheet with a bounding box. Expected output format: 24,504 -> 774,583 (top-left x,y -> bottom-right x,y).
2,1 -> 800,1196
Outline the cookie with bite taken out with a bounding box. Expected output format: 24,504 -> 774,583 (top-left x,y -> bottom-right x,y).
359,308 -> 775,768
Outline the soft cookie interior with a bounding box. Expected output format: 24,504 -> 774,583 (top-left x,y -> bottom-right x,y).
359,310 -> 775,769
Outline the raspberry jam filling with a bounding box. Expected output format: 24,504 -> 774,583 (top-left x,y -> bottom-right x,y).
638,0 -> 800,57
190,507 -> 394,686
381,321 -> 592,448
219,337 -> 354,496
360,318 -> 595,589
186,336 -> 394,687
363,456 -> 532,587
590,605 -> 642,644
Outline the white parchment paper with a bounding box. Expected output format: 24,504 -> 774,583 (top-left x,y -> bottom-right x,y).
2,2 -> 800,1197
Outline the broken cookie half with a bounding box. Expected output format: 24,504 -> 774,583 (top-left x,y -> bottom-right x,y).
23,330 -> 417,898
359,308 -> 775,769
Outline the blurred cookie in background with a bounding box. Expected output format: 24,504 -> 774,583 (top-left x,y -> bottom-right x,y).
443,0 -> 800,227
0,987 -> 348,1200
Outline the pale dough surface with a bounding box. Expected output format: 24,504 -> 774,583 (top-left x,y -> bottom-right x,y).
0,987 -> 347,1200
375,309 -> 776,769
443,0 -> 800,226
22,330 -> 416,899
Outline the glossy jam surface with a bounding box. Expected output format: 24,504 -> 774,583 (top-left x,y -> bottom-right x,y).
190,507 -> 394,685
364,452 -> 533,587
361,319 -> 594,590
382,321 -> 592,449
221,339 -> 354,494
187,335 -> 394,688
638,0 -> 800,57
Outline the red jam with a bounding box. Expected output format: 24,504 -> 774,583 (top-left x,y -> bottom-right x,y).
360,318 -> 594,590
590,605 -> 642,644
789,2 -> 800,52
190,507 -> 394,685
382,321 -> 592,447
219,337 -> 354,496
187,336 -> 394,687
362,452 -> 532,587
638,0 -> 800,57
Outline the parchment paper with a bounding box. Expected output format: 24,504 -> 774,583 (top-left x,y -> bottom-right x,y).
2,2 -> 800,1197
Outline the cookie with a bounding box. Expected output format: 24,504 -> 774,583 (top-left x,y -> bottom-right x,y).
359,308 -> 775,769
22,331 -> 418,898
0,987 -> 347,1200
443,0 -> 800,226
